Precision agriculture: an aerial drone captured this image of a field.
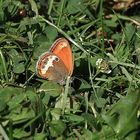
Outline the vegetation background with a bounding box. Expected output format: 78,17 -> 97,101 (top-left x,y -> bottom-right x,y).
0,0 -> 140,139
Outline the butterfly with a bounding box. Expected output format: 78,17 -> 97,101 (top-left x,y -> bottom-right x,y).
36,38 -> 73,85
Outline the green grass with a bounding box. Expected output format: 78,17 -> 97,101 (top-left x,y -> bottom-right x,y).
0,0 -> 140,139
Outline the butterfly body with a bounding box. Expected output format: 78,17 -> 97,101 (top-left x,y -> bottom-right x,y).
36,38 -> 73,85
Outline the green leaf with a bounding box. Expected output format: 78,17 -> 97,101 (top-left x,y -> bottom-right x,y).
0,3 -> 4,21
42,93 -> 50,106
78,79 -> 91,90
0,87 -> 22,102
13,62 -> 25,73
13,129 -> 30,139
51,108 -> 62,120
121,66 -> 132,82
125,23 -> 136,42
114,44 -> 130,62
29,0 -> 38,16
102,87 -> 140,139
33,35 -> 52,59
0,100 -> 7,112
8,49 -> 20,61
34,133 -> 46,140
95,97 -> 107,108
82,129 -> 93,140
26,90 -> 38,103
104,16 -> 118,28
0,87 -> 13,103
49,120 -> 66,137
65,114 -> 84,123
39,81 -> 62,97
8,107 -> 35,123
93,125 -> 116,140
0,49 -> 9,82
43,26 -> 58,41
66,0 -> 85,14
82,113 -> 98,129
8,93 -> 26,110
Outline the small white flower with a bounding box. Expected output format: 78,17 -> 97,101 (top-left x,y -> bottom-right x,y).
96,58 -> 111,74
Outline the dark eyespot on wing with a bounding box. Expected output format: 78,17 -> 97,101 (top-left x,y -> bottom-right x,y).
44,59 -> 48,65
42,64 -> 45,69
41,58 -> 49,69
54,57 -> 59,62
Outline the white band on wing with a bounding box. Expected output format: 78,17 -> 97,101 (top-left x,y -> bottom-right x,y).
41,55 -> 58,74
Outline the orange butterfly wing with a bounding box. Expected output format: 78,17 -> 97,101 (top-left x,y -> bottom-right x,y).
50,38 -> 73,76
36,52 -> 69,85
